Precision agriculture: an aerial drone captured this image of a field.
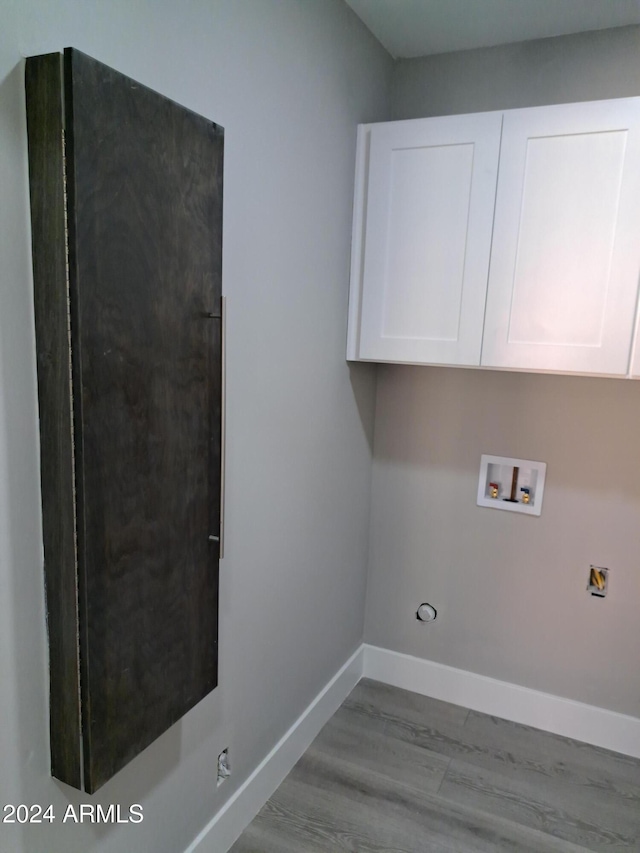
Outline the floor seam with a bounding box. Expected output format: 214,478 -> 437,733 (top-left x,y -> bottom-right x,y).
435,756 -> 453,796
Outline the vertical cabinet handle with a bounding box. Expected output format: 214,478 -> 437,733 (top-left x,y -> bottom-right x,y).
219,295 -> 226,559
206,296 -> 226,557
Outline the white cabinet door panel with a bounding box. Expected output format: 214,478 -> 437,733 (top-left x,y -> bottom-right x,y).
358,113 -> 502,365
482,99 -> 640,375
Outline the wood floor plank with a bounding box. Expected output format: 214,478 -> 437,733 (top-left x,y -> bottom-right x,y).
345,679 -> 470,732
230,679 -> 640,853
374,687 -> 640,814
311,704 -> 450,795
439,757 -> 638,851
230,820 -> 329,853
464,710 -> 640,791
252,748 -> 589,853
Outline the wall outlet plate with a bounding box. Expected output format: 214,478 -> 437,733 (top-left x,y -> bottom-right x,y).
587,565 -> 608,597
477,454 -> 547,516
217,749 -> 230,786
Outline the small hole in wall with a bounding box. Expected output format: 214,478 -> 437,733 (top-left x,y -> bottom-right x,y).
416,603 -> 437,622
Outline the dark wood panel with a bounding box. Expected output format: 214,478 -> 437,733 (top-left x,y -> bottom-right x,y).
63,49 -> 223,792
25,53 -> 82,790
27,47 -> 224,793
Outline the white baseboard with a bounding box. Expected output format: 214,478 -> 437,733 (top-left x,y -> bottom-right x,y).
363,644 -> 640,759
185,645 -> 364,853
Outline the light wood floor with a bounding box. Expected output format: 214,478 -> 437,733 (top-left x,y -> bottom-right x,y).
230,678 -> 640,852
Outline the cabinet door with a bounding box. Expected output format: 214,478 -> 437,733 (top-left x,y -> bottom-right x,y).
27,48 -> 223,793
68,51 -> 223,792
356,113 -> 502,365
482,99 -> 640,375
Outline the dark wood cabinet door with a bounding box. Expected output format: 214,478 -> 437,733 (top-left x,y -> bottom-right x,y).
26,49 -> 223,793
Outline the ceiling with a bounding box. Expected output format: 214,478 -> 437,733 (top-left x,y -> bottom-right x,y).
344,0 -> 640,58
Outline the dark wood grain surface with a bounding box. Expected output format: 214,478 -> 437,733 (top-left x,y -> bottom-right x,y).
27,48 -> 224,792
231,679 -> 640,852
65,49 -> 223,792
25,52 -> 83,790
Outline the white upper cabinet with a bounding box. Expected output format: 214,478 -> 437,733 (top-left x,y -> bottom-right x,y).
348,98 -> 640,377
482,99 -> 640,375
348,113 -> 502,365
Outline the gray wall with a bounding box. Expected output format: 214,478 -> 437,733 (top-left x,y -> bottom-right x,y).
0,3 -> 391,852
364,25 -> 640,717
393,24 -> 640,118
